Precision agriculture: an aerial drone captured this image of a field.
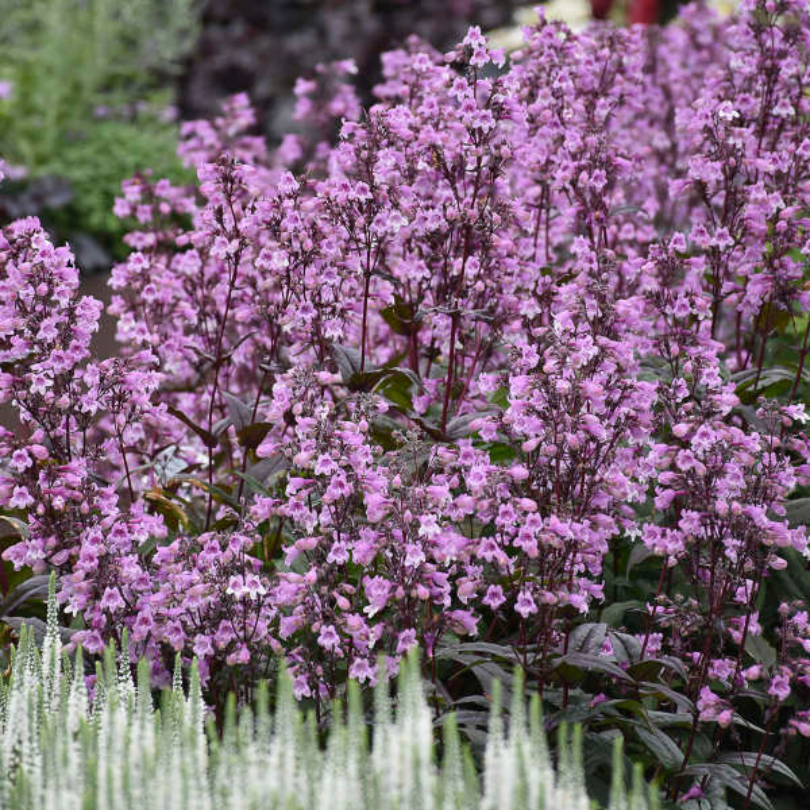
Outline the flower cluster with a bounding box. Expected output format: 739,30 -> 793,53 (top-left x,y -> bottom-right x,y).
2,1 -> 810,792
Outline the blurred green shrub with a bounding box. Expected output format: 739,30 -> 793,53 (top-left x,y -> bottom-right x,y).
0,0 -> 198,263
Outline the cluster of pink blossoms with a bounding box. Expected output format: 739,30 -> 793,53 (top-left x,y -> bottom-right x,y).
1,4 -> 810,760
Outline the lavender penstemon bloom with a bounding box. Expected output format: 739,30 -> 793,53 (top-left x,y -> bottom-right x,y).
2,1 -> 810,803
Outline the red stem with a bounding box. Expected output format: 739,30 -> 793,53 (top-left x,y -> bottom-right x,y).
441,315 -> 458,434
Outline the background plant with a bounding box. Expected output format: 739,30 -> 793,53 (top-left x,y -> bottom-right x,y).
0,0 -> 198,266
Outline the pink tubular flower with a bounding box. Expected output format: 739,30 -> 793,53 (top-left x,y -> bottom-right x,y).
8,486 -> 34,509
789,711 -> 810,738
10,449 -> 32,472
396,628 -> 418,655
697,687 -> 732,727
515,590 -> 538,618
768,671 -> 791,703
482,585 -> 506,610
317,624 -> 341,652
349,657 -> 375,684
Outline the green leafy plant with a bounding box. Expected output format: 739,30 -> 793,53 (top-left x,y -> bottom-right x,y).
0,0 -> 197,259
